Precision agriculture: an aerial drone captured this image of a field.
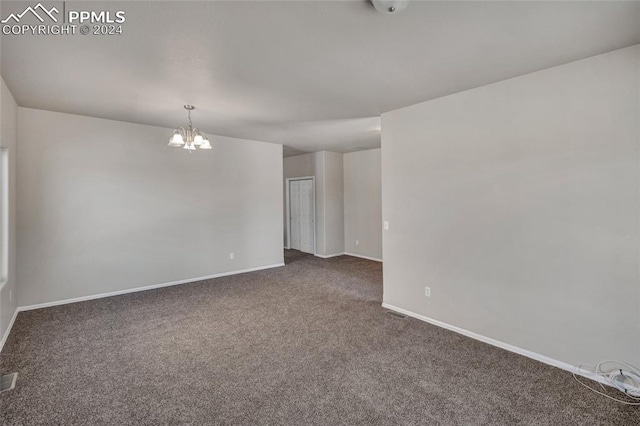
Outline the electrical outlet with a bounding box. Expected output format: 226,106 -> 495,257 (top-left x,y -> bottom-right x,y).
9,290 -> 12,302
230,252 -> 235,260
384,221 -> 389,230
355,240 -> 359,246
424,287 -> 431,297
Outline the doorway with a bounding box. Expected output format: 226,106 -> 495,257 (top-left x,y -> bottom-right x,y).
286,177 -> 315,254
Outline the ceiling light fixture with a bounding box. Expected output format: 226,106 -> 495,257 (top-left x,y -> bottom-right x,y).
371,0 -> 409,15
168,105 -> 212,151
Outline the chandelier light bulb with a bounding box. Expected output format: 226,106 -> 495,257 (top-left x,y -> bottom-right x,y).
168,132 -> 185,147
193,134 -> 204,146
200,139 -> 212,150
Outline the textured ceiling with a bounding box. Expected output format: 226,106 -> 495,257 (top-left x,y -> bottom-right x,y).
2,0 -> 639,156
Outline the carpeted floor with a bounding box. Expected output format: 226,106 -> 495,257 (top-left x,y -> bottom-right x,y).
1,250 -> 638,425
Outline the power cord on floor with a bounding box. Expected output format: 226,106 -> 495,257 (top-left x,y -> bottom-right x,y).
573,360 -> 640,405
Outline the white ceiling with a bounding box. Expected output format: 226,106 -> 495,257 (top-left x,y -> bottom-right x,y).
2,1 -> 639,156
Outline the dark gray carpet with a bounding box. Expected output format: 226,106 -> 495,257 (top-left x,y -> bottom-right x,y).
1,250 -> 638,425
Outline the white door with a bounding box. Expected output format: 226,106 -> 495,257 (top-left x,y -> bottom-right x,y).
289,179 -> 314,254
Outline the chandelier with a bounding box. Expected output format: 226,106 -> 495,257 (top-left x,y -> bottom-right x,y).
168,105 -> 212,151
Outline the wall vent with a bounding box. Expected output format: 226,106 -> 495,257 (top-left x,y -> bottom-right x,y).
0,372 -> 17,392
386,310 -> 407,319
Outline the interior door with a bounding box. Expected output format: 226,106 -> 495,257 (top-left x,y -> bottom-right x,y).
289,179 -> 314,254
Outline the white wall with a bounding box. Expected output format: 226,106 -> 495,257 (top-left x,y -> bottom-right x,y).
17,108 -> 284,307
344,149 -> 382,260
0,77 -> 18,347
314,151 -> 344,256
284,153 -> 314,178
382,45 -> 640,367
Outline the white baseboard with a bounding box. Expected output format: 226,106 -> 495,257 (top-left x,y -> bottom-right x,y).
344,252 -> 382,262
315,252 -> 383,262
381,303 -> 610,388
0,306 -> 19,353
314,252 -> 344,259
18,263 -> 285,312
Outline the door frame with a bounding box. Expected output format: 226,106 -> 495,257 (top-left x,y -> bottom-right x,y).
285,176 -> 316,254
